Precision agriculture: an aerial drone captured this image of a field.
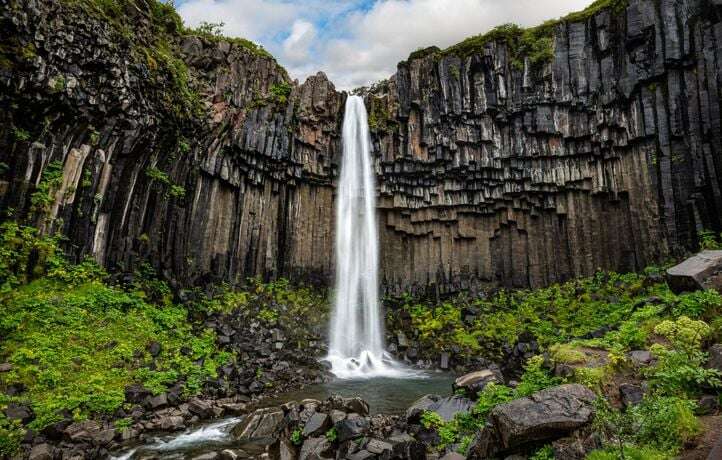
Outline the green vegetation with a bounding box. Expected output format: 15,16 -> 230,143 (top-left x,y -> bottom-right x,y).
402,265 -> 721,456
325,427 -> 338,442
699,229 -> 722,250
367,96 -> 398,133
269,82 -> 293,105
185,21 -> 274,59
412,0 -> 629,71
145,166 -> 187,199
0,224 -> 232,454
290,428 -> 303,445
11,127 -> 30,142
29,160 -> 64,214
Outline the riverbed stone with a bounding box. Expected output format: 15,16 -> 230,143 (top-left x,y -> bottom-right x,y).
406,395 -> 474,423
453,368 -> 503,396
232,407 -> 284,440
299,436 -> 333,460
28,443 -> 53,460
335,416 -> 370,442
303,412 -> 330,437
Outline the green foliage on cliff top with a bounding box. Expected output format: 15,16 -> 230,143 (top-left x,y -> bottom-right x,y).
0,223 -> 232,448
418,0 -> 628,69
185,21 -> 274,60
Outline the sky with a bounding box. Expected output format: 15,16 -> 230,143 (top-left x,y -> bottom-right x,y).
175,0 -> 595,90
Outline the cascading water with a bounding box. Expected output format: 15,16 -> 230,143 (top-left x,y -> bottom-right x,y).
325,95 -> 410,379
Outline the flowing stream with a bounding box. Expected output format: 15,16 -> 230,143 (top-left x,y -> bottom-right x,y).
325,95 -> 409,379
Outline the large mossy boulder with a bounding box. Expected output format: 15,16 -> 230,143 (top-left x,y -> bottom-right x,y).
470,384 -> 596,457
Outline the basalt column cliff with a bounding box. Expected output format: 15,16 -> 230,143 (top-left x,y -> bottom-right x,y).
1,0 -> 721,294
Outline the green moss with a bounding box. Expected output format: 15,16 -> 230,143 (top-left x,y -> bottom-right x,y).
432,0 -> 629,69
269,82 -> 292,105
367,97 -> 397,134
550,343 -> 587,364
11,127 -> 30,142
184,21 -> 274,60
406,46 -> 440,62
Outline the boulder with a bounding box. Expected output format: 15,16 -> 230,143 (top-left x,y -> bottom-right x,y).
148,393 -> 168,409
0,363 -> 12,372
406,395 -> 474,423
231,407 -> 284,440
3,403 -> 34,424
453,368 -> 503,396
303,412 -> 330,437
64,420 -> 102,443
159,415 -> 185,431
347,450 -> 374,460
299,436 -> 334,460
191,453 -> 219,460
328,396 -> 369,416
188,398 -> 215,418
490,384 -> 596,449
698,395 -> 719,415
666,251 -> 722,294
628,350 -> 653,366
619,383 -> 644,408
366,439 -> 393,454
707,344 -> 722,373
335,416 -> 370,442
148,341 -> 162,357
439,453 -> 466,460
124,384 -> 152,404
28,443 -> 53,460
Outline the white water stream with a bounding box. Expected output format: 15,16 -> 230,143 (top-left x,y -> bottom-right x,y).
325,96 -> 411,379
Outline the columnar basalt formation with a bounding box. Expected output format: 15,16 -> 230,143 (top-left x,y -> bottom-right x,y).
370,0 -> 722,294
1,0 -> 721,294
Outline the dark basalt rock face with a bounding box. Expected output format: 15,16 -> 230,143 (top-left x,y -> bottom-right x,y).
1,0 -> 721,295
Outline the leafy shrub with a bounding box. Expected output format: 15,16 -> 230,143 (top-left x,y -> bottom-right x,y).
594,396 -> 701,456
645,317 -> 721,397
30,160 -> 64,213
529,445 -> 554,460
586,446 -> 670,460
515,355 -> 561,397
0,222 -> 65,292
325,427 -> 337,442
269,82 -> 292,104
291,428 -> 303,445
0,414 -> 24,456
420,410 -> 444,430
699,229 -> 722,250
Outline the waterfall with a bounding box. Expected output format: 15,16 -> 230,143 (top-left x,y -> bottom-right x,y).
325,95 -> 409,379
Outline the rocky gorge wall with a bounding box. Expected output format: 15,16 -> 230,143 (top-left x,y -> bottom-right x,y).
1,0 -> 721,295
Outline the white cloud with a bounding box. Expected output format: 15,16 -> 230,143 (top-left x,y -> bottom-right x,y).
177,0 -> 299,42
177,0 -> 596,90
283,20 -> 317,63
318,0 -> 594,89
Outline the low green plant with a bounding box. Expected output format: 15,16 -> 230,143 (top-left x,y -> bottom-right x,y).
594,395 -> 701,456
529,445 -> 554,460
420,410 -> 444,430
515,355 -> 561,397
325,427 -> 337,442
699,229 -> 722,250
145,166 -> 171,185
12,127 -> 30,141
291,428 -> 303,445
30,160 -> 64,213
269,82 -> 292,105
645,317 -> 721,397
0,414 -> 24,457
169,184 -> 186,198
